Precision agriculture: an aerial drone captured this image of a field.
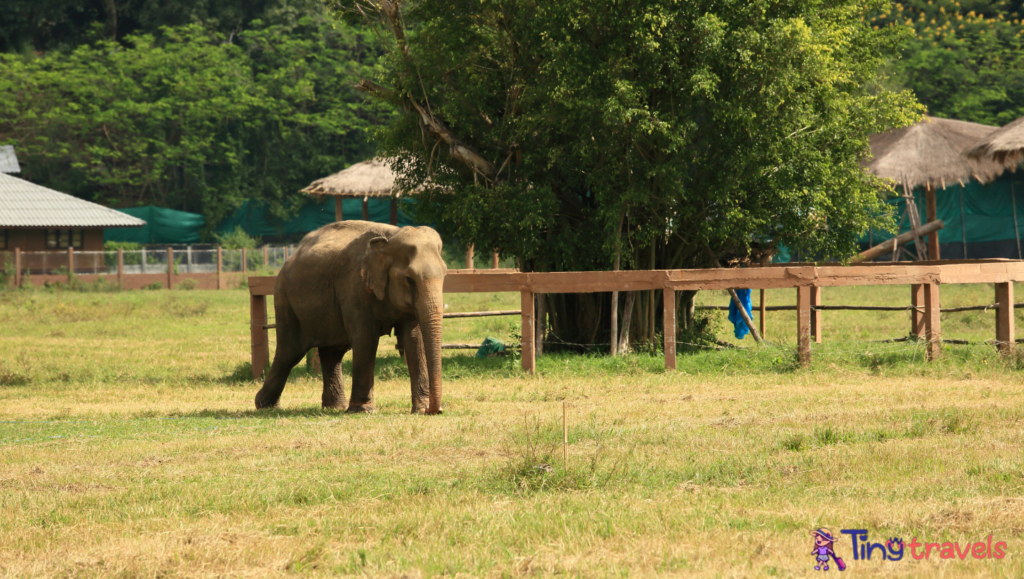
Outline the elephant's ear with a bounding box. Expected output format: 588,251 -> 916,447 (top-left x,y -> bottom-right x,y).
361,236 -> 391,300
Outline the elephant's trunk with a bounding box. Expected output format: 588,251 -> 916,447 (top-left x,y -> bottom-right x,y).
416,279 -> 445,414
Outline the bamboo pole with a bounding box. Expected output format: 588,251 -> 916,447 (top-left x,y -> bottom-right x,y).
851,220 -> 944,263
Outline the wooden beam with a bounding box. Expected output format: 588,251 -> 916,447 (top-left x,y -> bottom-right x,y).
851,219 -> 944,263
248,276 -> 277,296
926,184 -> 940,260
521,290 -> 535,374
810,286 -> 822,344
797,285 -> 811,367
663,288 -> 676,370
911,284 -> 925,338
251,294 -> 270,380
925,283 -> 941,361
996,282 -> 1014,355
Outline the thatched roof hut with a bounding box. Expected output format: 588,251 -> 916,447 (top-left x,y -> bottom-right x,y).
865,116 -> 1004,190
965,115 -> 1024,169
301,158 -> 414,224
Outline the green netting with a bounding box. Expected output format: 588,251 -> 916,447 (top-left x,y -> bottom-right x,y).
216,197 -> 416,238
105,206 -> 205,244
861,172 -> 1024,248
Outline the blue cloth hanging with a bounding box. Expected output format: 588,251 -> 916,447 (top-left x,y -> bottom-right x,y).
727,289 -> 753,339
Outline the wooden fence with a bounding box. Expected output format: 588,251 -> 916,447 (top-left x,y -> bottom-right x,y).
247,259 -> 1024,379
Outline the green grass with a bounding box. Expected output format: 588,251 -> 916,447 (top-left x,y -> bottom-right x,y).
1,285 -> 1023,577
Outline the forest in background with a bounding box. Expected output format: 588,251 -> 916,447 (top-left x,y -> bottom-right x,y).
0,0 -> 1022,239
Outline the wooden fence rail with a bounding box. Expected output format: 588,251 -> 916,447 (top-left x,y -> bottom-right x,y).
247,259 -> 1024,379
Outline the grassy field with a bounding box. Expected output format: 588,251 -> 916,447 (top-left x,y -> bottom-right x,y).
1,283 -> 1023,577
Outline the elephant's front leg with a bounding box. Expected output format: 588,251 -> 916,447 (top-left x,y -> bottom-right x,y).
318,346 -> 348,410
400,320 -> 430,414
347,335 -> 380,413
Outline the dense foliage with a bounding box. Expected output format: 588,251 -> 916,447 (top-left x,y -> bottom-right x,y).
0,19 -> 389,234
337,0 -> 923,346
873,0 -> 1024,125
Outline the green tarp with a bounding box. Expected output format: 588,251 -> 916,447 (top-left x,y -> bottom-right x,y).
105,206 -> 205,244
860,172 -> 1024,259
216,197 -> 416,238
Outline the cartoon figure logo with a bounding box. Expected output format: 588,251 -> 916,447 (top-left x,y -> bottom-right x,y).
812,528 -> 847,571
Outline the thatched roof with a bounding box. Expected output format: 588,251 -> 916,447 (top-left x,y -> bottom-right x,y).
864,116 -> 1005,190
965,115 -> 1024,168
301,158 -> 412,198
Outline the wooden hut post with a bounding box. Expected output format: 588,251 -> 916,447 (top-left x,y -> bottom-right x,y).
335,197 -> 344,222
251,294 -> 269,380
521,289 -> 535,374
362,197 -> 370,221
797,285 -> 811,367
166,247 -> 173,289
117,249 -> 124,287
810,286 -> 822,343
13,248 -> 20,288
67,247 -> 74,283
996,282 -> 1015,355
217,247 -> 223,290
465,244 -> 474,270
389,197 -> 398,226
911,284 -> 925,337
926,184 -> 940,260
663,288 -> 676,370
925,283 -> 941,361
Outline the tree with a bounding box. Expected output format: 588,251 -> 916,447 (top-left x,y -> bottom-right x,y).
872,0 -> 1024,125
0,20 -> 391,236
332,0 -> 922,349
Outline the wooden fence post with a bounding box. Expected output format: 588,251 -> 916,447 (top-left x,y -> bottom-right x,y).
242,248 -> 247,276
492,250 -> 500,269
810,285 -> 822,343
251,294 -> 269,380
925,283 -> 941,361
13,248 -> 20,288
535,293 -> 545,356
911,284 -> 925,337
996,282 -> 1014,355
521,289 -> 535,374
117,249 -> 124,287
166,247 -> 173,289
217,247 -> 223,290
466,244 -> 474,270
797,285 -> 811,367
263,246 -> 269,270
759,288 -> 766,340
663,288 -> 676,370
67,247 -> 74,283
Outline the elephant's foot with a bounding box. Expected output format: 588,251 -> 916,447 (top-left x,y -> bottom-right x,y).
254,395 -> 280,409
411,398 -> 429,414
322,393 -> 347,410
345,404 -> 375,414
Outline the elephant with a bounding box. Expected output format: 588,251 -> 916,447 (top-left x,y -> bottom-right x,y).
254,221 -> 447,414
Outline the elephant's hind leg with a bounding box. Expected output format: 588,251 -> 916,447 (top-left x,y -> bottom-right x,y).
319,346 -> 349,409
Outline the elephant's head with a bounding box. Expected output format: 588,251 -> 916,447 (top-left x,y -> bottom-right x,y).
361,227 -> 447,414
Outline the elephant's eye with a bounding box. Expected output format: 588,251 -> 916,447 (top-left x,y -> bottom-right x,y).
406,276 -> 416,291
